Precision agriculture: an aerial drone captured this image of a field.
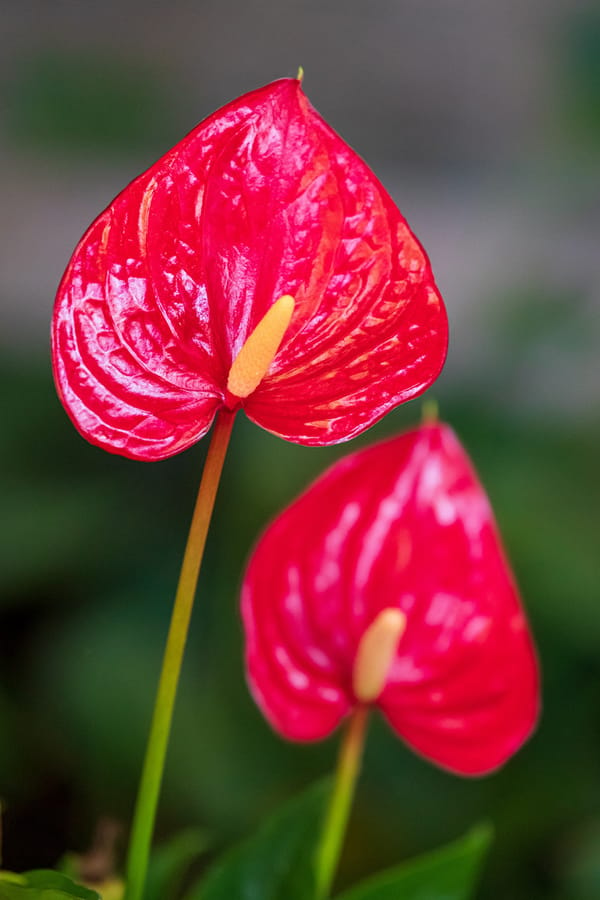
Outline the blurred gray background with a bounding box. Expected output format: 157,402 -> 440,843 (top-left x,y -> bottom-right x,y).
1,3 -> 599,899
2,0 -> 599,416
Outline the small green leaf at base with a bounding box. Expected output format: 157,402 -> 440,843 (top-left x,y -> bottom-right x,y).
0,869 -> 100,900
184,780 -> 331,900
334,824 -> 493,900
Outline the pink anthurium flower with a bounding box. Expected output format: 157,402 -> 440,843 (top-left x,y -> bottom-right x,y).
242,423 -> 539,776
52,77 -> 447,461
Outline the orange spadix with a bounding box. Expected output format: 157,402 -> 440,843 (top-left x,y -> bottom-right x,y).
352,608 -> 407,703
227,294 -> 295,399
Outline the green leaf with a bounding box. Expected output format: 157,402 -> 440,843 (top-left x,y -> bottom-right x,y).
24,869 -> 100,898
335,824 -> 493,900
144,829 -> 210,900
0,869 -> 100,900
185,780 -> 330,900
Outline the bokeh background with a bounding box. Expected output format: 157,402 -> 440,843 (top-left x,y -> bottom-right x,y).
1,2 -> 600,898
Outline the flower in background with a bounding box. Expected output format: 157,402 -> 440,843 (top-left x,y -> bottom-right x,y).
242,423 -> 539,775
52,77 -> 447,461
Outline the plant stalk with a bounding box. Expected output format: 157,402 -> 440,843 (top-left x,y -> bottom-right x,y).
124,409 -> 236,900
315,706 -> 370,900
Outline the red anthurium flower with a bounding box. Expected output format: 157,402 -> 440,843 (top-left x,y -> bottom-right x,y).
52,77 -> 447,461
242,423 -> 539,775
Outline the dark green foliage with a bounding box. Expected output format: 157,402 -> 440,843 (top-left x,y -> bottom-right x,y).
335,826 -> 492,900
185,781 -> 329,900
0,349 -> 598,898
144,830 -> 210,900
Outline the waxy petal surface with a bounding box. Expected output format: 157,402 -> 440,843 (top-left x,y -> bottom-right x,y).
242,424 -> 539,775
52,78 -> 447,459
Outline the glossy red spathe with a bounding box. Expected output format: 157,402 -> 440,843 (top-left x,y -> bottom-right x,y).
242,423 -> 539,776
52,77 -> 447,460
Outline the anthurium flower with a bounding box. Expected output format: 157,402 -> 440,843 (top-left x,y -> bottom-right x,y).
51,77 -> 447,461
241,423 -> 539,775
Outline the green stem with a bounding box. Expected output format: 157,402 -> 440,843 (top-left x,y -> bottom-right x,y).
315,707 -> 370,900
124,409 -> 236,900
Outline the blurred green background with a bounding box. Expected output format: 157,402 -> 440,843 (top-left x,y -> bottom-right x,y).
1,2 -> 600,899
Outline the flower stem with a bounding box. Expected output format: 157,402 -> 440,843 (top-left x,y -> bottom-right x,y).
124,409 -> 236,900
315,707 -> 370,900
